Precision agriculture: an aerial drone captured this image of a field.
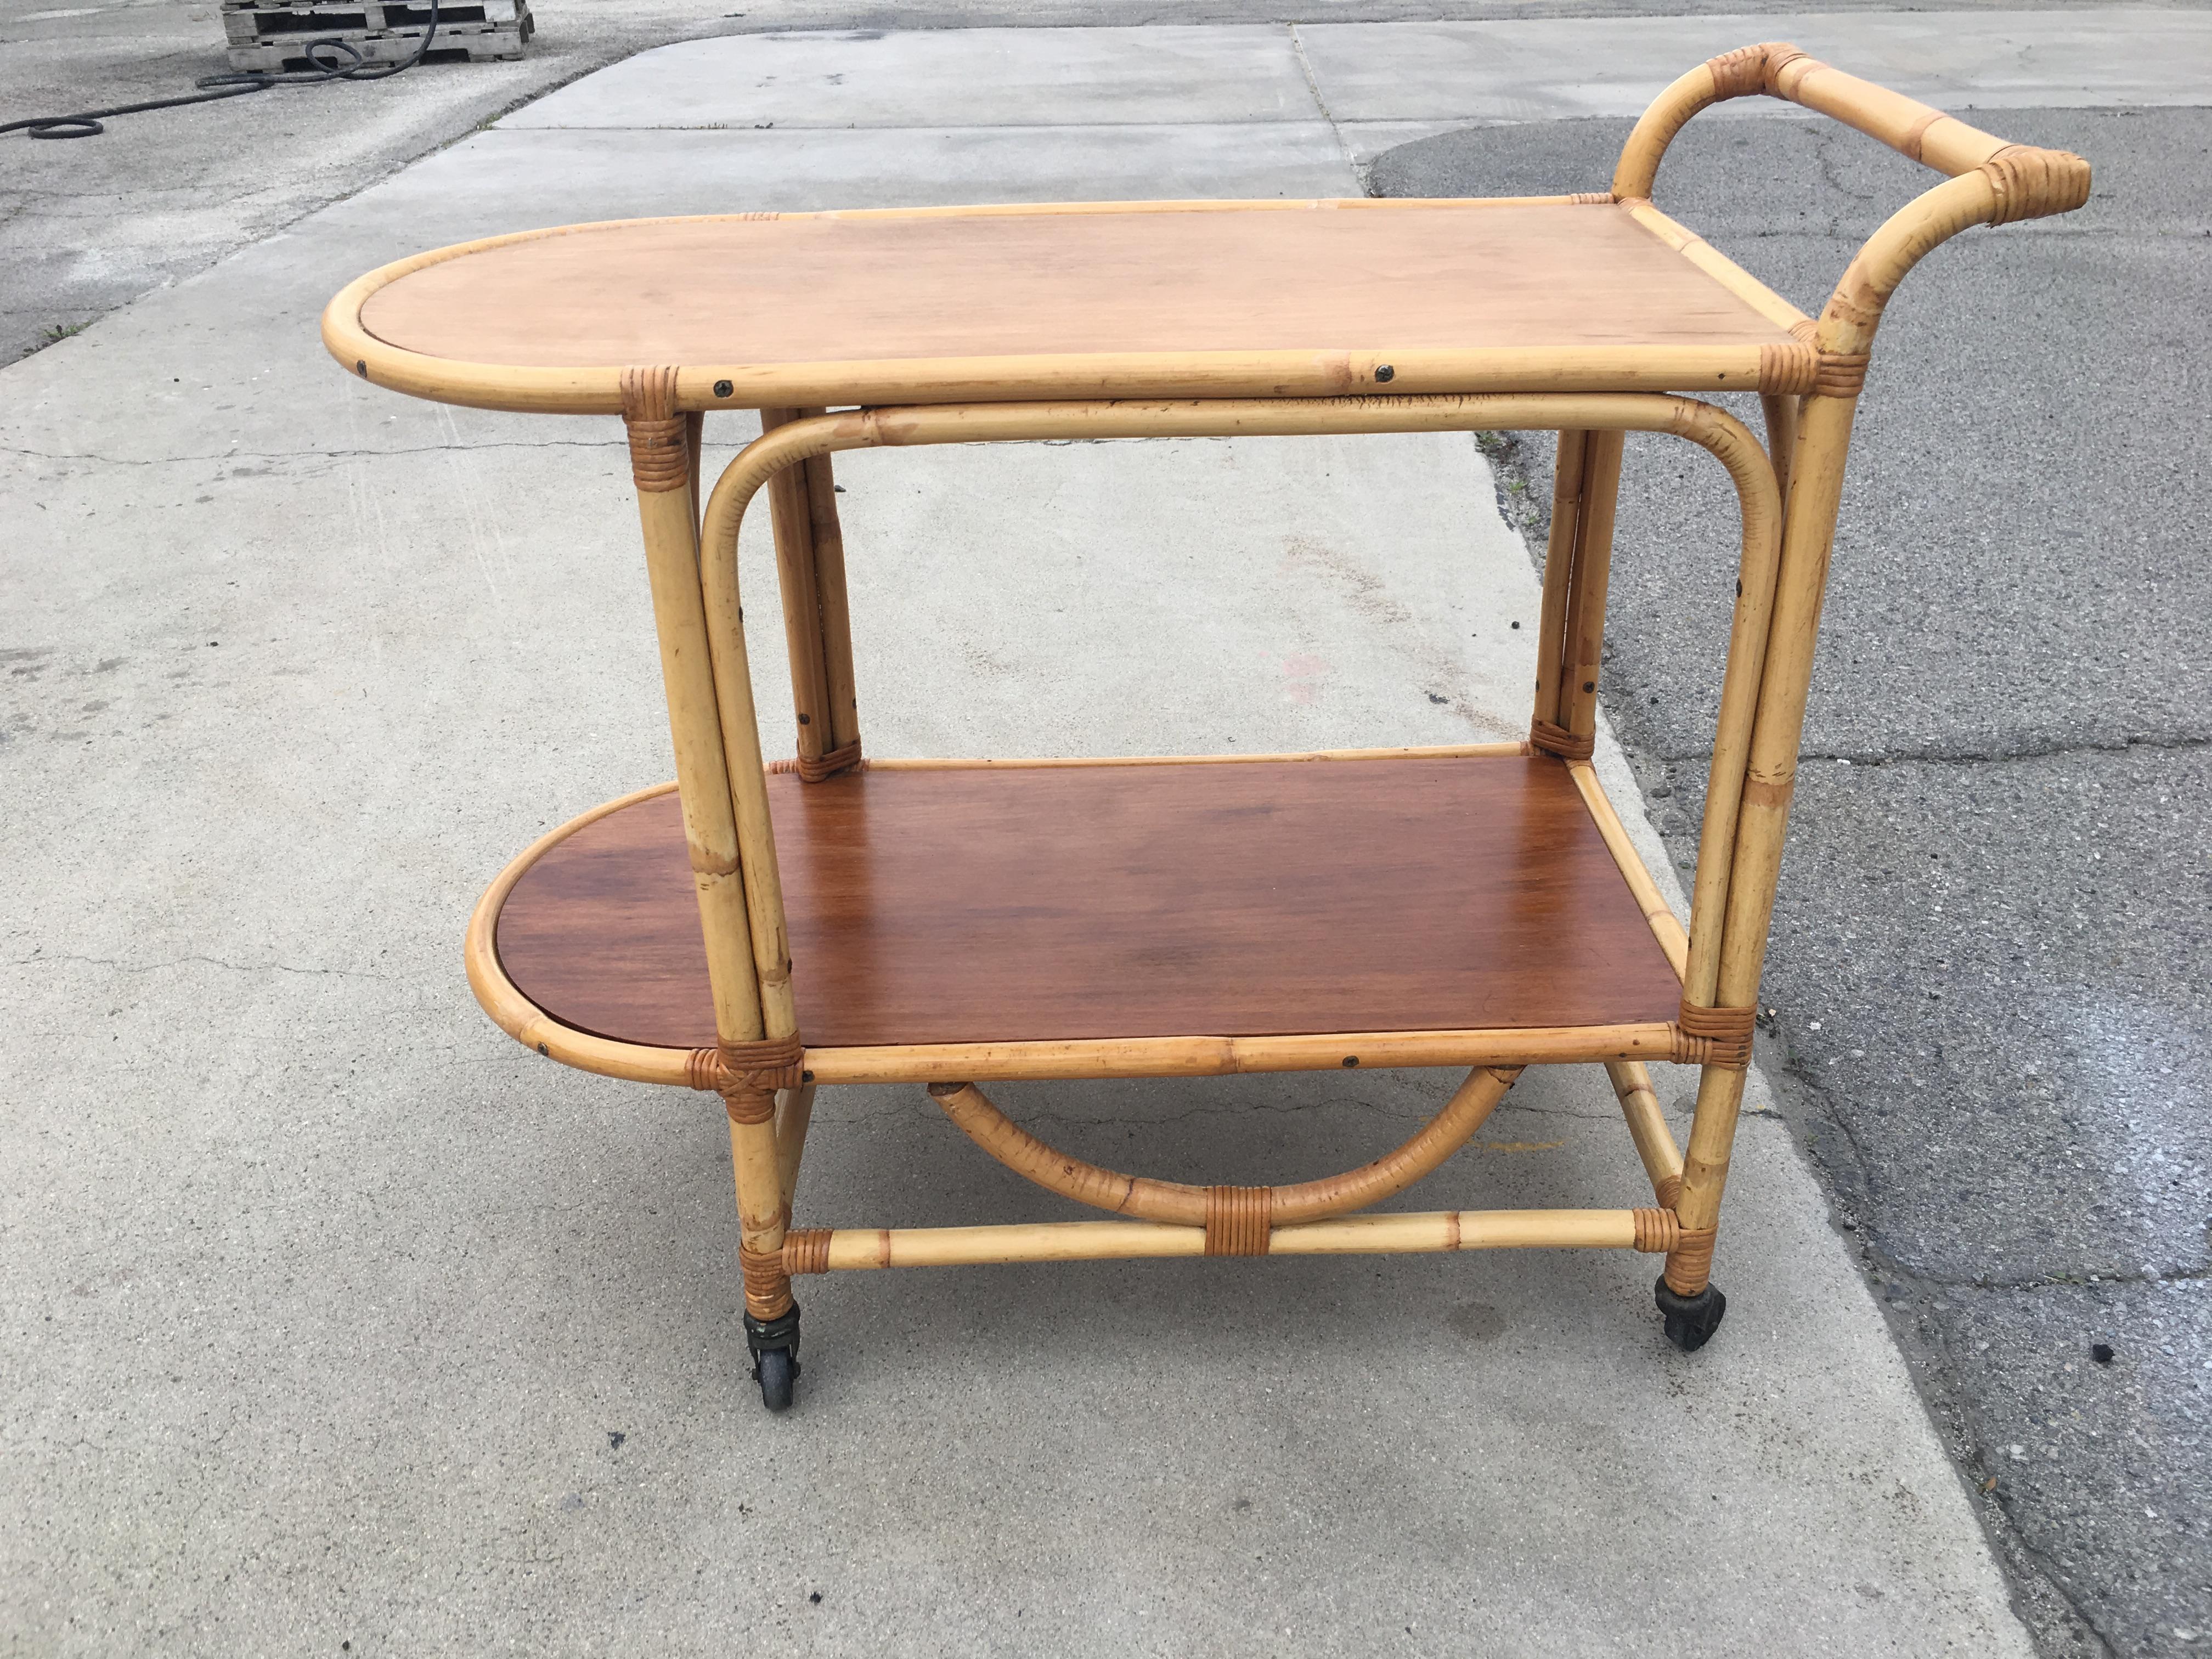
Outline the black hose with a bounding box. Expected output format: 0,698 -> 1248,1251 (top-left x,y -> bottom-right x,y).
3,0 -> 441,140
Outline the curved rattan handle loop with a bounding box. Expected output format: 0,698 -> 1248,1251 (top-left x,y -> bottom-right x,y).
1612,44 -> 2090,364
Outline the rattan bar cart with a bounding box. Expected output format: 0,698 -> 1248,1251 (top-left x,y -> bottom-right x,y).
324,44 -> 2089,1410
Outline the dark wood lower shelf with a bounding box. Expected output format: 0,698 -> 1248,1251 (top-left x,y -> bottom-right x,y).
493,754 -> 1682,1051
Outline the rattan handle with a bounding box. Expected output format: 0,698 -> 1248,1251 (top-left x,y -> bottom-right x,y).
1615,43 -> 2090,362
1616,42 -> 2084,201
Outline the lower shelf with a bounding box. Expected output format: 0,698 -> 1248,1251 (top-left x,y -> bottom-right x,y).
491,752 -> 1683,1052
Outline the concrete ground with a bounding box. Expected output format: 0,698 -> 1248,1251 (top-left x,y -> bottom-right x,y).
0,10 -> 2198,1658
1373,96 -> 2212,1659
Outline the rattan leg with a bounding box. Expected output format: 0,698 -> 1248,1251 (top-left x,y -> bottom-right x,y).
1670,392 -> 1859,1315
760,407 -> 861,778
622,368 -> 766,1047
1530,426 -> 1624,760
726,1084 -> 794,1319
775,1082 -> 816,1219
1758,392 -> 1798,506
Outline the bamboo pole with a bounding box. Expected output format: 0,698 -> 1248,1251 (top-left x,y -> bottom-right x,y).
1567,760 -> 1689,979
1672,391 -> 1860,1283
1531,427 -> 1587,738
729,1103 -> 793,1318
808,1022 -> 1683,1085
1678,398 -> 1787,1009
622,369 -> 764,1048
693,459 -> 799,1041
1556,428 -> 1626,744
803,448 -> 860,754
930,1066 -> 1517,1226
1713,392 -> 1858,1022
1604,1059 -> 1684,1199
775,1083 -> 816,1212
759,407 -> 836,770
867,741 -> 1531,770
803,1207 -> 1651,1271
1758,392 -> 1798,507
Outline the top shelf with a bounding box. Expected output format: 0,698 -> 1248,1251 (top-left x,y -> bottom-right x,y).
326,197 -> 1815,414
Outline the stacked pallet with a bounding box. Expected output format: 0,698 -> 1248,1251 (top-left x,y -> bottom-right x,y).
222,0 -> 533,72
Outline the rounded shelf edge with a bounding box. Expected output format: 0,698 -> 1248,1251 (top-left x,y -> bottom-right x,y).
465,778 -> 698,1088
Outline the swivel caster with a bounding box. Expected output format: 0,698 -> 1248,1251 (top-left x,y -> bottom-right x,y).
1655,1277 -> 1726,1352
744,1304 -> 802,1412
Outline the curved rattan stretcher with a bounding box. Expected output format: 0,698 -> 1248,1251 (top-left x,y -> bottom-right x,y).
325,42 -> 2090,1404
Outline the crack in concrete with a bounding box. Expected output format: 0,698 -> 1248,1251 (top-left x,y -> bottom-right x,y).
0,438 -> 623,467
8,950 -> 393,980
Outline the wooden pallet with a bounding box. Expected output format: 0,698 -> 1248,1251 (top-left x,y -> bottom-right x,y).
222,0 -> 531,70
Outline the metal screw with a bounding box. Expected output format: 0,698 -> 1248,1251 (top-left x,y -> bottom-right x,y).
1374,364 -> 1395,383
714,379 -> 734,398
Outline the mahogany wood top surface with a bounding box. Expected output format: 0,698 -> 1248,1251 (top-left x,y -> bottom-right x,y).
359,202 -> 1794,372
493,756 -> 1683,1051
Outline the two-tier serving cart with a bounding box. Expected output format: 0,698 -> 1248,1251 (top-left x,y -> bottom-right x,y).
324,44 -> 2088,1409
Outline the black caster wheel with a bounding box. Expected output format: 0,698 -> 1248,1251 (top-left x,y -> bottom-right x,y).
1655,1277 -> 1726,1352
744,1304 -> 802,1413
753,1346 -> 797,1412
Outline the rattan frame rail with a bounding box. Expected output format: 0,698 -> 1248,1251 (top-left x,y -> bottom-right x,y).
329,42 -> 2090,1395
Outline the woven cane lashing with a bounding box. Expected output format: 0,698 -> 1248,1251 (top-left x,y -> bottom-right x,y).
783,1228 -> 832,1275
1704,43 -> 1770,100
738,1242 -> 794,1316
1981,145 -> 2091,225
706,1031 -> 807,1104
1677,1002 -> 1756,1068
1529,719 -> 1595,761
618,364 -> 687,492
1787,318 -> 1870,398
798,741 -> 862,782
1632,1207 -> 1681,1252
1758,341 -> 1818,395
1705,41 -> 1809,101
1204,1186 -> 1273,1256
1663,1226 -> 1717,1295
724,1086 -> 777,1125
1814,350 -> 1871,398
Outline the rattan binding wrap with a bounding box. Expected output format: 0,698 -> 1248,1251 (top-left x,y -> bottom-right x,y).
1663,1226 -> 1718,1295
800,741 -> 862,782
1981,145 -> 2092,224
738,1242 -> 793,1316
619,365 -> 687,492
691,1031 -> 808,1108
783,1227 -> 833,1275
1787,318 -> 1871,397
1631,1208 -> 1681,1252
1758,341 -> 1819,395
1528,718 -> 1596,761
768,746 -> 866,781
1703,41 -> 1809,101
1205,1186 -> 1273,1256
1676,1002 -> 1756,1068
